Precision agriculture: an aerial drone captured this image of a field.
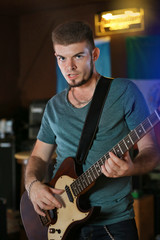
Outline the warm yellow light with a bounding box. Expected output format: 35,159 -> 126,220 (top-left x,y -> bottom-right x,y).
95,8 -> 144,35
102,13 -> 113,20
102,10 -> 141,21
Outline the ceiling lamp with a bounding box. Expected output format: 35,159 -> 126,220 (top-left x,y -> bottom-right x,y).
95,8 -> 144,36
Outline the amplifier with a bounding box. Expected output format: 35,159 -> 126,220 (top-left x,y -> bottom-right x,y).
0,198 -> 7,239
0,138 -> 16,209
29,100 -> 47,139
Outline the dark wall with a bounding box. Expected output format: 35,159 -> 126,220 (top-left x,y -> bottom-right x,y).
0,16 -> 19,118
1,0 -> 160,118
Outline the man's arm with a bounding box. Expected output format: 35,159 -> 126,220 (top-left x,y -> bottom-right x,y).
101,131 -> 160,178
131,131 -> 160,175
25,139 -> 63,216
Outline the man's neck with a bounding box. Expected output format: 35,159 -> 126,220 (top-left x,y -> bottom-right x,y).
68,73 -> 101,108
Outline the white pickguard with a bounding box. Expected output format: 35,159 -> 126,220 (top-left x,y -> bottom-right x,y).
48,175 -> 90,240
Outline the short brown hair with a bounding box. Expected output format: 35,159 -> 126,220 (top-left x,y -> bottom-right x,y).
52,20 -> 95,51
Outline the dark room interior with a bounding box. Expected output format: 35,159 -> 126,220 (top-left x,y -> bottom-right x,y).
0,0 -> 160,239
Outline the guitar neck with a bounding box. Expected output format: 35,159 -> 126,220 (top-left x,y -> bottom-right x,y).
71,108 -> 160,197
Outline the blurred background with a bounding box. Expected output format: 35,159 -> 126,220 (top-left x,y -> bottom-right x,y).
0,0 -> 160,239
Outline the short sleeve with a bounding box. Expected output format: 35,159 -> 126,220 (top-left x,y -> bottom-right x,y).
37,103 -> 56,144
124,81 -> 150,130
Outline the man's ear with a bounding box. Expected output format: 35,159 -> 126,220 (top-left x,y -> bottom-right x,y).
92,47 -> 100,61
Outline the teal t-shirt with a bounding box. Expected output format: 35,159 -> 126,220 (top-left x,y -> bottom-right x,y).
37,78 -> 149,225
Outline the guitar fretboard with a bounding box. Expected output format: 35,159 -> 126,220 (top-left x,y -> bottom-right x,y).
71,108 -> 160,197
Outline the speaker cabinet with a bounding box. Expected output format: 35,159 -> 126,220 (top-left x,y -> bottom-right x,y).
0,138 -> 16,209
0,198 -> 7,239
29,100 -> 47,139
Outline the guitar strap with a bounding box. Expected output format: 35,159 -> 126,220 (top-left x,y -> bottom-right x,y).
75,76 -> 113,166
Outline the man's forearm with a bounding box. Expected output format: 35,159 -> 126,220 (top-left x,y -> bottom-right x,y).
25,156 -> 48,190
132,146 -> 160,175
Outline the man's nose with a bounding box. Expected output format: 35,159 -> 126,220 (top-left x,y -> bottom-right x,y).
66,59 -> 77,71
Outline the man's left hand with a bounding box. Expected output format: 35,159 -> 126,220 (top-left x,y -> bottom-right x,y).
101,151 -> 134,178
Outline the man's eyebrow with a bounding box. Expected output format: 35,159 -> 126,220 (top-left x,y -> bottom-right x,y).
55,51 -> 85,58
55,53 -> 64,58
74,51 -> 85,56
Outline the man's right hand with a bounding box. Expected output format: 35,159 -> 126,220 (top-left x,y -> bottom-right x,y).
29,181 -> 64,216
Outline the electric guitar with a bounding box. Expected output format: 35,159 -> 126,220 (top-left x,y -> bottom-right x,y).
20,107 -> 160,240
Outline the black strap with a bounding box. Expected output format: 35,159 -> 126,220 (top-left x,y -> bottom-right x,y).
75,76 -> 113,165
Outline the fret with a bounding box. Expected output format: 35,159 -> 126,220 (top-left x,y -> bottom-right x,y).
129,130 -> 139,143
138,124 -> 146,134
75,179 -> 82,193
99,156 -> 106,166
94,169 -> 99,178
85,172 -> 92,185
90,166 -> 97,180
70,183 -> 75,195
155,109 -> 160,120
105,153 -> 110,161
76,179 -> 83,192
102,154 -> 109,166
94,163 -> 101,176
134,125 -> 145,140
149,112 -> 159,125
113,145 -> 123,158
98,156 -> 107,170
119,140 -> 128,153
123,135 -> 133,148
122,139 -> 129,151
87,170 -> 94,183
71,182 -> 79,196
147,117 -> 153,127
87,169 -> 94,182
118,143 -> 124,154
82,172 -> 90,186
128,134 -> 134,144
71,183 -> 77,196
112,147 -> 117,155
94,164 -> 99,177
95,161 -> 101,170
96,162 -> 102,174
80,176 -> 87,190
79,174 -> 88,189
142,119 -> 151,132
134,129 -> 140,140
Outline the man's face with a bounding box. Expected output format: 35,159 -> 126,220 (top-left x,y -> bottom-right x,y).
54,41 -> 94,87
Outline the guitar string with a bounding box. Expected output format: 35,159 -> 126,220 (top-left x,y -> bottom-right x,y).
71,111 -> 159,196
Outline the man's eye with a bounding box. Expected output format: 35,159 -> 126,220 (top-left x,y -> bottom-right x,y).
58,56 -> 65,61
76,55 -> 83,59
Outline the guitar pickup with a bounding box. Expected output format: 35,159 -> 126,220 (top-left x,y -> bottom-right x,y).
65,185 -> 74,202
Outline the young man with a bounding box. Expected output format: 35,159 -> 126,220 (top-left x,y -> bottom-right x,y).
25,21 -> 160,239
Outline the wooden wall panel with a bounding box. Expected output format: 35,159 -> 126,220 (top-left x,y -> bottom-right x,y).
0,16 -> 19,118
1,1 -> 160,116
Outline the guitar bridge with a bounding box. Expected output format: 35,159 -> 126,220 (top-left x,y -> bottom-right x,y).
39,210 -> 51,226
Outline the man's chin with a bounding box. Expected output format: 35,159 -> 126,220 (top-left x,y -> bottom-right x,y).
69,78 -> 91,88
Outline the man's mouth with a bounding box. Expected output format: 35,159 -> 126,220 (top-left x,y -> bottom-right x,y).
67,74 -> 79,79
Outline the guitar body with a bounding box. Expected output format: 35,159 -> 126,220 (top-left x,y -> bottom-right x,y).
20,106 -> 160,240
20,191 -> 48,240
20,157 -> 98,240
